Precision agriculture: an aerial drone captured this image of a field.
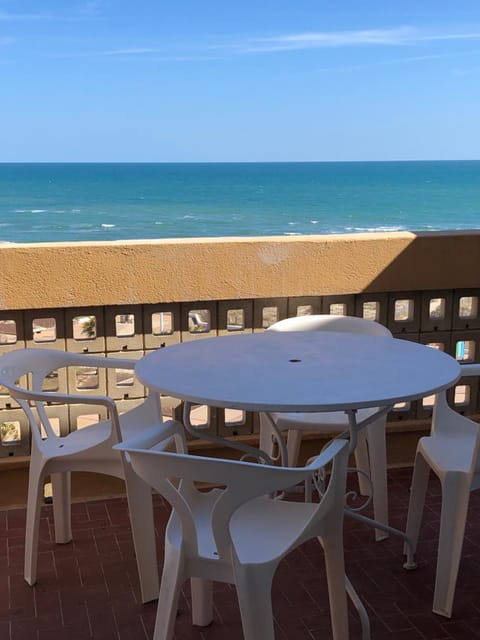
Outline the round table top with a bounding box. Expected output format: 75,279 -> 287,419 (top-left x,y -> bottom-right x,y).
136,331 -> 461,413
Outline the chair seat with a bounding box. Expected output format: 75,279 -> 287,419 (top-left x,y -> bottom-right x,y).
41,408 -> 169,459
40,420 -> 113,457
167,493 -> 318,565
419,433 -> 479,475
232,497 -> 318,563
271,406 -> 379,431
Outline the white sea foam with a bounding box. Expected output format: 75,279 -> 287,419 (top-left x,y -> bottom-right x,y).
345,225 -> 406,232
101,224 -> 115,228
31,209 -> 47,213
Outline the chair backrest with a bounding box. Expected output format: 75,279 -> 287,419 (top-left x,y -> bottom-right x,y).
0,348 -> 135,396
432,363 -> 480,481
268,314 -> 392,337
0,348 -> 137,448
116,435 -> 349,563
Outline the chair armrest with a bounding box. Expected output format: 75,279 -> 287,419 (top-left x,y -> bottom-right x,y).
304,438 -> 349,473
12,387 -> 117,413
56,353 -> 138,370
459,363 -> 480,377
114,420 -> 186,451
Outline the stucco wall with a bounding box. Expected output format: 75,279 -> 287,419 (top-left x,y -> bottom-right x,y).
0,230 -> 479,310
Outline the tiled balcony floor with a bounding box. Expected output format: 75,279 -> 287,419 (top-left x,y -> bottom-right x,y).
1,467 -> 479,640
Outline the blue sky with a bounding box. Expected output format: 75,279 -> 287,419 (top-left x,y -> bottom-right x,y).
1,1 -> 480,162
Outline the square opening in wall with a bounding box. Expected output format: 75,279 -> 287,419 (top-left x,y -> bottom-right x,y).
33,318 -> 56,342
73,315 -> 97,340
152,312 -> 173,335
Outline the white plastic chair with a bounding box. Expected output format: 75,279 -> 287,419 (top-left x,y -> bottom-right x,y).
115,433 -> 351,640
259,314 -> 392,540
0,348 -> 186,603
404,363 -> 480,618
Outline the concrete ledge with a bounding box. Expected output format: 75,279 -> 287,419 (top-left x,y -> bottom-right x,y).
1,231 -> 480,309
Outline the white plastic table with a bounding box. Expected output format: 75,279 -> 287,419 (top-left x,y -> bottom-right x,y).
136,330 -> 460,427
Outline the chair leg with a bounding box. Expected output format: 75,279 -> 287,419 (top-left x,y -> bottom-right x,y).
286,429 -> 303,467
153,545 -> 185,640
321,534 -> 349,640
124,466 -> 160,603
365,418 -> 389,541
404,451 -> 430,558
234,562 -> 276,640
24,457 -> 46,586
258,413 -> 277,461
190,578 -> 213,626
353,430 -> 371,497
50,471 -> 72,544
345,575 -> 371,640
432,473 -> 471,618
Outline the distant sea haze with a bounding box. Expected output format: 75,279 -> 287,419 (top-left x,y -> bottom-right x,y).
0,161 -> 479,243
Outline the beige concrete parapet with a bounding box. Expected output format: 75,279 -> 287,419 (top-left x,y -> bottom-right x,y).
1,230 -> 480,310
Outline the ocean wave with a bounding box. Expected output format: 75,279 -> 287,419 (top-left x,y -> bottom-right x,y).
345,225 -> 406,232
101,224 -> 115,229
14,209 -> 48,213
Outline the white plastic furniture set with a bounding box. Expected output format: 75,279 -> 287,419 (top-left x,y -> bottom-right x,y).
134,320 -> 462,637
0,316 -> 476,639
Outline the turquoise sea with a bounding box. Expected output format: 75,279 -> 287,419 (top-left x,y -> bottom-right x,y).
0,161 -> 479,243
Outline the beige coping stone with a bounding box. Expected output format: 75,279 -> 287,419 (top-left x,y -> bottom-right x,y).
0,230 -> 479,310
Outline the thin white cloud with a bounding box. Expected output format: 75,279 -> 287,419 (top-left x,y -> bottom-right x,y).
105,47 -> 165,56
310,48 -> 480,74
0,11 -> 49,21
238,26 -> 480,53
102,46 -> 221,62
70,25 -> 480,63
102,51 -> 221,62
